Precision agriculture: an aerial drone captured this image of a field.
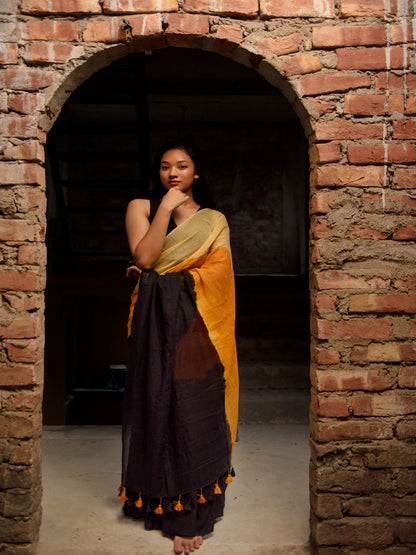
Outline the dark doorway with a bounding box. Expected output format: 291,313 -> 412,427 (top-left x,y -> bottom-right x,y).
44,48 -> 309,425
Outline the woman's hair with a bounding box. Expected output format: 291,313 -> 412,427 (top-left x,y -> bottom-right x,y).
148,140 -> 213,208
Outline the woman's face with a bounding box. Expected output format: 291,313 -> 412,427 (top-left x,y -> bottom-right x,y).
159,149 -> 199,195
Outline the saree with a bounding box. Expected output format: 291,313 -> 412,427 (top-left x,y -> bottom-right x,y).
120,208 -> 239,536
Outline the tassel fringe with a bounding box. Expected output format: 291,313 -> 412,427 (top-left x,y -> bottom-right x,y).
118,469 -> 234,511
154,498 -> 164,515
197,489 -> 207,504
174,494 -> 184,511
118,485 -> 128,503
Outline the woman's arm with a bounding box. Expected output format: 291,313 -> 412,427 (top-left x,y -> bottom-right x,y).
125,189 -> 188,270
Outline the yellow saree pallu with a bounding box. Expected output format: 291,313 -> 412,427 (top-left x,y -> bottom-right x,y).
121,208 -> 239,536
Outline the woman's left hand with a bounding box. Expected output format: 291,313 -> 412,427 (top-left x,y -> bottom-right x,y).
126,264 -> 142,278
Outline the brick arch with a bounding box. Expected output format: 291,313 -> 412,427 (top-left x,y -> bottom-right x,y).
1,2 -> 416,552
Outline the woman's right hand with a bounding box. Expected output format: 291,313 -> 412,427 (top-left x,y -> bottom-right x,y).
160,188 -> 189,213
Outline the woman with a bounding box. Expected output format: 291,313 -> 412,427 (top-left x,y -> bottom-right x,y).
119,141 -> 239,554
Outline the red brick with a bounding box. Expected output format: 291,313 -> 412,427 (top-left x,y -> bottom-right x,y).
4,67 -> 55,91
393,168 -> 416,190
0,20 -> 18,43
393,120 -> 416,140
83,19 -> 126,43
315,120 -> 384,141
337,47 -> 409,70
340,0 -> 387,17
8,440 -> 40,465
346,495 -> 416,516
311,392 -> 349,417
0,0 -> 18,13
0,116 -> 37,139
310,218 -> 331,238
362,192 -> 416,215
166,14 -> 209,35
312,25 -> 386,48
389,94 -> 416,115
351,342 -> 416,363
254,33 -> 302,57
397,418 -> 416,439
399,367 -> 416,388
311,294 -> 339,313
344,94 -> 386,116
282,53 -> 321,76
310,166 -> 384,188
8,93 -> 44,115
309,191 -> 338,214
313,368 -> 392,392
0,220 -> 42,242
21,19 -> 78,41
184,0 -> 257,16
393,223 -> 416,241
308,98 -> 336,116
353,393 -> 416,416
397,520 -> 416,543
0,269 -> 46,292
3,141 -> 44,163
299,72 -> 371,96
14,189 -> 47,214
391,24 -> 415,45
350,294 -> 416,314
376,73 -> 416,92
313,516 -> 394,547
216,25 -> 243,44
310,491 -> 343,519
311,419 -> 393,441
0,365 -> 37,386
129,14 -> 163,37
348,225 -> 387,240
0,414 -> 41,439
24,42 -> 84,64
310,346 -> 341,364
310,142 -> 342,165
21,0 -> 101,14
4,340 -> 43,364
17,244 -> 47,265
260,0 -> 335,18
3,293 -> 43,312
0,43 -> 18,64
311,318 -> 391,340
348,144 -> 416,165
312,270 -> 370,290
103,0 -> 177,12
1,163 -> 45,186
3,390 -> 43,411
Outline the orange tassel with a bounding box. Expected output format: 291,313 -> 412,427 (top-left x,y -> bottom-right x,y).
117,483 -> 123,494
174,495 -> 184,512
214,480 -> 222,495
197,489 -> 207,504
154,498 -> 164,515
135,493 -> 143,508
118,486 -> 128,503
225,471 -> 232,484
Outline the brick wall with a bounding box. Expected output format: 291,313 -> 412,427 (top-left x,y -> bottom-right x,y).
1,0 -> 415,551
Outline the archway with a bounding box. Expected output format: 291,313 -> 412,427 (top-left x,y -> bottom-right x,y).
43,47 -> 310,428
40,43 -> 312,551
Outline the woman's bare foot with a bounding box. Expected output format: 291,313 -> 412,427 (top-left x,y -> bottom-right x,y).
173,535 -> 203,554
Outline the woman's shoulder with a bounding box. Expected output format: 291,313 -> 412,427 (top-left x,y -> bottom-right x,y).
204,208 -> 228,223
126,198 -> 151,217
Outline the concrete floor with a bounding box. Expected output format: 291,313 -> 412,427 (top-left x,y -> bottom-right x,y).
38,424 -> 310,554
